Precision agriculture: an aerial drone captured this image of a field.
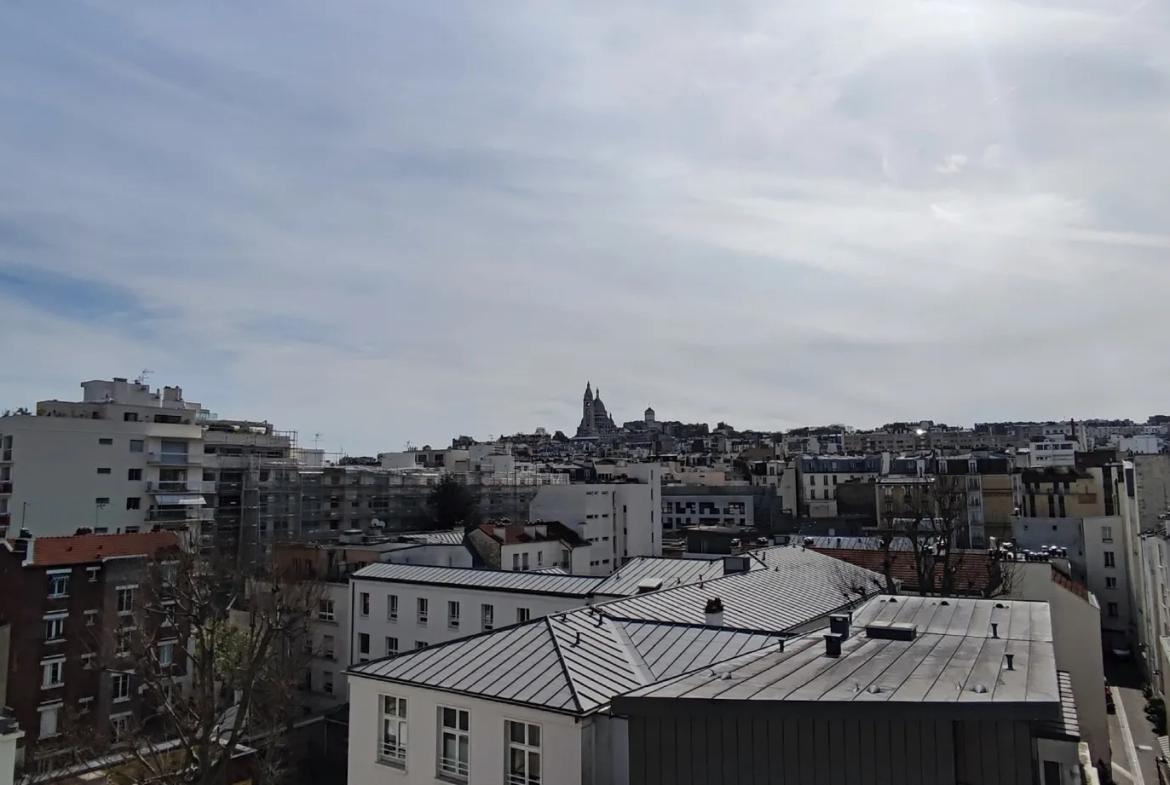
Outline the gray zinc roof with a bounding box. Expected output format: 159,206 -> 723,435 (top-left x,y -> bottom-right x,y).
348,608 -> 780,716
592,557 -> 732,597
617,595 -> 1060,718
398,530 -> 466,546
352,562 -> 604,597
594,547 -> 883,632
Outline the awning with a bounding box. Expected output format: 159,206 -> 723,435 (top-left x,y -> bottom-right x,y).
156,495 -> 207,506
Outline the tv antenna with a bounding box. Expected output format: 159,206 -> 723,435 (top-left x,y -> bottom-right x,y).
136,369 -> 154,386
312,433 -> 322,449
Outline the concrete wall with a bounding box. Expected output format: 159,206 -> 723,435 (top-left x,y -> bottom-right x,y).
305,582 -> 352,705
347,675 -> 583,785
381,544 -> 474,568
1134,454 -> 1170,531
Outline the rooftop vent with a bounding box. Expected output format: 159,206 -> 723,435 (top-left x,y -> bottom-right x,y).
973,684 -> 989,694
1004,653 -> 1014,671
824,633 -> 843,657
866,684 -> 881,694
829,614 -> 851,638
864,622 -> 917,641
636,578 -> 664,594
991,622 -> 999,639
723,555 -> 751,575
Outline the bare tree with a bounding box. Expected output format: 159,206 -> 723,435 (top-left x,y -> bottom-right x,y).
55,548 -> 322,785
878,475 -> 1013,598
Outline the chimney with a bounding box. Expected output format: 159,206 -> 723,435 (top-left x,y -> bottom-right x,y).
12,530 -> 32,561
824,633 -> 843,657
494,527 -> 507,540
0,716 -> 25,785
829,614 -> 851,638
704,597 -> 725,627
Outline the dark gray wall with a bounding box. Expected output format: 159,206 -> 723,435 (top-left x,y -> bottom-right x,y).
626,714 -> 1037,785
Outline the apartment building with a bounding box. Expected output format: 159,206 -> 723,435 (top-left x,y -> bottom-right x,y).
798,455 -> 882,518
528,467 -> 662,575
614,596 -> 1086,785
344,553 -> 884,785
466,522 -> 591,573
0,531 -> 181,773
0,379 -> 207,538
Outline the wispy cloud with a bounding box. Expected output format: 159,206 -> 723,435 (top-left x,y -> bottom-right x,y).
1,0 -> 1167,450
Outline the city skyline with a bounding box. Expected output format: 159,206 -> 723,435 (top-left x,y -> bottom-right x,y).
2,0 -> 1168,455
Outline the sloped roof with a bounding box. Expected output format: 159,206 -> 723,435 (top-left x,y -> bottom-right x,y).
475,521 -> 587,547
352,562 -> 604,597
810,547 -> 997,597
17,532 -> 179,567
398,530 -> 465,546
349,610 -> 779,716
592,557 -> 730,597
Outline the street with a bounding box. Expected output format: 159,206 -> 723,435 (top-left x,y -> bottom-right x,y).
1108,658 -> 1161,784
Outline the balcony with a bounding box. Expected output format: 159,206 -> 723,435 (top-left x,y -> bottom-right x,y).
147,451 -> 201,466
0,481 -> 11,494
148,481 -> 199,494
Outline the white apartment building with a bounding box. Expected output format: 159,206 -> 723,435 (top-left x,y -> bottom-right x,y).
1017,439 -> 1078,469
345,554 -> 885,785
347,564 -> 608,660
304,581 -> 353,707
528,467 -> 662,575
467,522 -> 592,573
0,379 -> 210,538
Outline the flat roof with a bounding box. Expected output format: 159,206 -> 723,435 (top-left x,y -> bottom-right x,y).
615,595 -> 1060,721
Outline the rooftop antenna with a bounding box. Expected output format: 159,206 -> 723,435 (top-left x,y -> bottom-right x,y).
136,369 -> 154,386
312,433 -> 322,449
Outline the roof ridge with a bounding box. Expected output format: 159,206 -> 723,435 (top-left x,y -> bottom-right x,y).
608,618 -> 654,684
545,616 -> 586,715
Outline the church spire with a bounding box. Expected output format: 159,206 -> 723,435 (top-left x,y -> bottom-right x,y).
584,382 -> 593,402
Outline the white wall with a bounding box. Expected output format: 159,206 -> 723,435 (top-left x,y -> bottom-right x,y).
382,544 -> 474,568
0,416 -> 205,537
501,540 -> 570,571
347,675 -> 583,785
0,724 -> 21,785
1081,516 -> 1131,647
349,578 -> 590,657
305,581 -> 352,705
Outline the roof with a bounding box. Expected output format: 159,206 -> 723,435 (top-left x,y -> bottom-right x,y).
398,530 -> 465,546
593,548 -> 883,632
592,557 -> 730,597
351,562 -> 605,598
797,536 -> 915,551
617,596 -> 1060,718
1037,671 -> 1080,740
530,566 -> 569,575
811,547 -> 998,597
349,609 -> 780,716
12,532 -> 179,567
1050,565 -> 1091,602
475,521 -> 587,547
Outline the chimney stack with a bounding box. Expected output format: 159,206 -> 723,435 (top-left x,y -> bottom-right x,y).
829,614 -> 851,639
824,633 -> 843,658
704,597 -> 725,627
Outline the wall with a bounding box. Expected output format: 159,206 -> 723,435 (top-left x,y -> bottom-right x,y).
0,416 -> 204,537
381,544 -> 473,568
582,714 -> 629,785
624,713 -> 1041,785
1134,455 -> 1170,531
1007,562 -> 1109,765
348,578 -> 590,658
0,624 -> 8,708
346,676 -> 583,785
305,582 -> 352,705
500,540 -> 570,571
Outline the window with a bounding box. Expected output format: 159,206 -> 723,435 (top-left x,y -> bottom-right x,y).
506,720 -> 542,785
388,594 -> 399,621
1104,552 -> 1116,568
87,566 -> 99,582
124,412 -> 138,422
360,592 -> 370,617
416,641 -> 429,649
522,552 -> 530,570
39,705 -> 60,738
537,551 -> 544,566
1106,576 -> 1118,589
84,610 -> 97,626
97,467 -> 112,475
438,707 -> 470,780
323,634 -> 336,658
448,601 -> 460,629
317,598 -> 335,622
158,641 -> 174,666
386,636 -> 399,656
111,713 -> 131,740
42,659 -> 65,688
99,438 -> 114,446
482,604 -> 494,631
323,671 -> 334,694
417,598 -> 429,625
359,633 -> 370,656
512,553 -> 520,570
95,496 -> 110,506
44,614 -> 66,641
112,673 -> 131,702
1107,602 -> 1120,618
116,586 -> 136,615
48,573 -> 69,598
126,497 -> 141,510
129,439 -> 144,453
1101,526 -> 1114,543
378,696 -> 408,767
517,608 -> 531,624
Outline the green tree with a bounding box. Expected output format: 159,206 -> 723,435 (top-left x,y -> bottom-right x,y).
425,474 -> 482,531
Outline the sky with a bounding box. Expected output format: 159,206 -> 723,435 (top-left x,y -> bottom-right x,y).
1,0 -> 1168,455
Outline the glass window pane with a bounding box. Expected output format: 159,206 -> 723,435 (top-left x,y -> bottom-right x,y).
510,722 -> 525,743
529,751 -> 540,777
458,735 -> 469,760
529,724 -> 540,747
443,707 -> 455,727
459,710 -> 469,731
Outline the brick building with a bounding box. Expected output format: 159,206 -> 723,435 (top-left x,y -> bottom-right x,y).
0,530 -> 180,773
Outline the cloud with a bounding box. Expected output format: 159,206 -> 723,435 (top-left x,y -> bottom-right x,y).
1,0 -> 1168,451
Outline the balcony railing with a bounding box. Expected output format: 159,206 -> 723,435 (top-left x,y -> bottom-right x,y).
147,452 -> 201,466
